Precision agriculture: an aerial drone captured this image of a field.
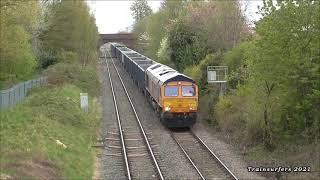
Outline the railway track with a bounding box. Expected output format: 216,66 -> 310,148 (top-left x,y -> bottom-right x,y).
105,50 -> 164,180
170,129 -> 238,180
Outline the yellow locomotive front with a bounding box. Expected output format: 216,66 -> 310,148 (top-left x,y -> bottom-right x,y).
160,81 -> 198,127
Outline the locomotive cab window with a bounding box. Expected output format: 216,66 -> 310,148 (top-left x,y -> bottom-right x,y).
165,86 -> 178,97
182,86 -> 195,96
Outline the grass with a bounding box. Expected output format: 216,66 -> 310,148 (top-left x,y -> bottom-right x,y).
0,62 -> 101,179
246,141 -> 320,166
0,72 -> 39,90
244,142 -> 320,179
44,63 -> 100,96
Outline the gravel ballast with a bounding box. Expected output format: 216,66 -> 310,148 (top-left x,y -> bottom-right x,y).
108,56 -> 158,179
112,52 -> 200,179
95,52 -> 127,179
95,44 -> 266,180
193,123 -> 266,180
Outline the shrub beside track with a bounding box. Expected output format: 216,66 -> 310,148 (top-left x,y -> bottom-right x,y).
0,62 -> 101,179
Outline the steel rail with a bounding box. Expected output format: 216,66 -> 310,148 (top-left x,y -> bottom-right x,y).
105,53 -> 132,180
171,130 -> 238,180
170,131 -> 206,180
191,131 -> 238,180
107,50 -> 165,180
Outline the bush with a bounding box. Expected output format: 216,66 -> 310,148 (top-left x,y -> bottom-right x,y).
0,85 -> 101,179
157,36 -> 176,69
224,41 -> 253,89
56,50 -> 79,64
38,52 -> 58,69
167,19 -> 206,71
215,89 -> 245,133
214,87 -> 263,145
44,62 -> 100,96
184,53 -> 224,90
183,64 -> 201,84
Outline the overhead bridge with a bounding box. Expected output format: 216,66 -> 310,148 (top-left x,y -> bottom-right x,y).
98,33 -> 136,48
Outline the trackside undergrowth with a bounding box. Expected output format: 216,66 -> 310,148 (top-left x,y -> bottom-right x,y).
0,62 -> 101,179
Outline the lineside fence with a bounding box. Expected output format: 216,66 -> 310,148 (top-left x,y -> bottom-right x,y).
0,77 -> 48,110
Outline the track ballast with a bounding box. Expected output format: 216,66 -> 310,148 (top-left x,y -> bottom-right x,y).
105,50 -> 164,180
170,129 -> 238,180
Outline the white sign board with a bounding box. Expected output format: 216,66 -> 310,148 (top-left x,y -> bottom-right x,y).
208,71 -> 217,82
80,93 -> 88,112
207,66 -> 228,83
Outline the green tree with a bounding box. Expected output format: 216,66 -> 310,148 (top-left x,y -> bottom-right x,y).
0,0 -> 40,87
40,0 -> 98,66
130,0 -> 152,22
157,36 -> 173,67
217,0 -> 320,150
132,1 -> 186,60
164,1 -> 246,71
224,41 -> 253,89
183,1 -> 246,52
251,0 -> 320,146
160,0 -> 185,18
167,18 -> 206,71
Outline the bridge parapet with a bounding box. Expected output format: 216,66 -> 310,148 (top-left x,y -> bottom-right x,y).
98,33 -> 136,48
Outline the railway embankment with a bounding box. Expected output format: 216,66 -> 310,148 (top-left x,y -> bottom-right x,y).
0,62 -> 101,179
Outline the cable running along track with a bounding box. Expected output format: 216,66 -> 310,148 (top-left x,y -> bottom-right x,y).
105,50 -> 164,180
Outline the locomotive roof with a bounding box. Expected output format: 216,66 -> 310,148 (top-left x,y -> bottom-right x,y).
147,63 -> 195,84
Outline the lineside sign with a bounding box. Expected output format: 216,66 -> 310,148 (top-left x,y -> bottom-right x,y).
80,93 -> 88,112
207,66 -> 228,83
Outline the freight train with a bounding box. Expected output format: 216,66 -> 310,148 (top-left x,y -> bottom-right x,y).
110,43 -> 198,127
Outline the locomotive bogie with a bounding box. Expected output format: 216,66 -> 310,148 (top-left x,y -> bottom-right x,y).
161,112 -> 197,127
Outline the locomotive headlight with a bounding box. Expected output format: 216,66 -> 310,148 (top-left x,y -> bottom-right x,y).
164,106 -> 171,111
189,105 -> 196,111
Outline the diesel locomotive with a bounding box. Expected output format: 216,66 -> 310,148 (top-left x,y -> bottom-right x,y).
110,43 -> 198,127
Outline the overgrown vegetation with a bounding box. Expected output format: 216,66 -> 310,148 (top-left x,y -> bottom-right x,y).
40,1 -> 98,68
215,0 -> 320,150
0,1 -> 40,89
44,63 -> 100,96
132,0 -> 320,175
0,84 -> 101,179
1,0 -> 101,179
0,0 -> 98,89
1,59 -> 101,178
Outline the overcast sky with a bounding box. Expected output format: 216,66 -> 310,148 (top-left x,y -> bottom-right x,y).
87,0 -> 263,34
